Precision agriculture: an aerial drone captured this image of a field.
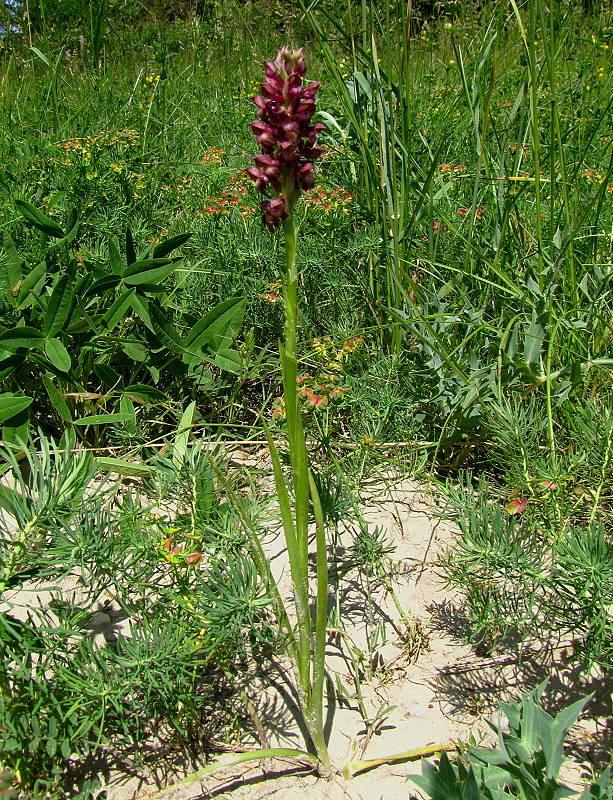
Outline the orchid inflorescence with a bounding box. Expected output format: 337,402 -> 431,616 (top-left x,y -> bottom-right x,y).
247,46 -> 325,229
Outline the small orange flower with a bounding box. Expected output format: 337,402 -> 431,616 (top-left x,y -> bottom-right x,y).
505,497 -> 527,515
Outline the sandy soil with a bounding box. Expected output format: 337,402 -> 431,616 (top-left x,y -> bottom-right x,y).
100,474 -> 611,800
3,469 -> 610,799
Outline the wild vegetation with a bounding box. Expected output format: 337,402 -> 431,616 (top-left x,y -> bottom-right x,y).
0,0 -> 611,796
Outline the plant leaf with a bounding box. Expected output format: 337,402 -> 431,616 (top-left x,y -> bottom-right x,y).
29,45 -> 50,66
119,394 -> 136,425
147,302 -> 183,351
43,269 -> 75,337
42,375 -> 72,423
524,320 -> 544,365
184,297 -> 246,353
153,232 -> 192,258
125,228 -> 136,265
85,274 -> 122,297
0,393 -> 33,424
15,199 -> 65,238
128,293 -> 152,328
16,260 -> 46,308
541,696 -> 589,780
1,232 -> 23,305
0,326 -> 45,351
123,384 -> 167,402
73,412 -> 133,426
108,237 -> 125,274
95,457 -> 151,477
122,340 -> 149,362
44,338 -> 71,372
101,288 -> 135,333
122,258 -> 177,286
94,363 -> 121,387
214,347 -> 241,373
173,401 -> 196,470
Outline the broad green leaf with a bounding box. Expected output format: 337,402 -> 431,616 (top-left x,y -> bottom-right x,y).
85,274 -> 122,297
101,288 -> 135,332
44,338 -> 71,372
119,395 -> 136,426
0,393 -> 33,423
108,237 -> 124,274
214,347 -> 241,373
47,209 -> 80,251
16,260 -> 46,308
147,302 -> 183,351
190,366 -> 213,385
0,326 -> 45,351
94,363 -> 121,387
95,457 -> 150,477
42,375 -> 72,423
173,400 -> 195,470
65,208 -> 79,234
1,232 -> 23,305
153,232 -> 192,258
127,283 -> 169,294
469,746 -> 508,767
125,228 -> 136,265
463,769 -> 481,800
0,357 -> 19,381
73,412 -> 133,426
409,753 -> 462,800
123,384 -> 167,402
185,297 -> 246,353
15,199 -> 65,238
66,316 -> 92,334
122,258 -> 177,286
504,737 -> 532,764
1,401 -> 30,443
520,694 -> 541,753
128,293 -> 152,328
122,340 -> 149,362
29,45 -> 50,66
541,697 -> 588,780
524,321 -> 545,365
44,269 -> 75,337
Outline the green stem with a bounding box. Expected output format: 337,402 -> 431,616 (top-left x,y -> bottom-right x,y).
343,743 -> 456,779
308,470 -> 332,776
280,213 -> 312,702
281,216 -> 309,563
135,749 -> 320,800
279,211 -> 330,774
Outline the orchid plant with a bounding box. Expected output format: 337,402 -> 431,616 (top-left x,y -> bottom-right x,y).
248,45 -> 332,776
193,47 -> 446,787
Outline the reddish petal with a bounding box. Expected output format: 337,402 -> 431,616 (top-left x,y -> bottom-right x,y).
505,497 -> 528,515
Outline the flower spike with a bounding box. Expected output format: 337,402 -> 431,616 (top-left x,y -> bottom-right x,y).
247,47 -> 325,230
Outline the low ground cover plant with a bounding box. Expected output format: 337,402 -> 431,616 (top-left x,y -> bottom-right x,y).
0,203 -> 246,446
409,682 -> 613,800
0,432 -> 277,795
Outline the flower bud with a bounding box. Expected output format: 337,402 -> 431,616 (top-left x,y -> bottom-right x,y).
262,196 -> 288,230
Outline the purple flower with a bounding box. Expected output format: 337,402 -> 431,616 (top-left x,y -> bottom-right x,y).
262,196 -> 289,228
247,46 -> 325,230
